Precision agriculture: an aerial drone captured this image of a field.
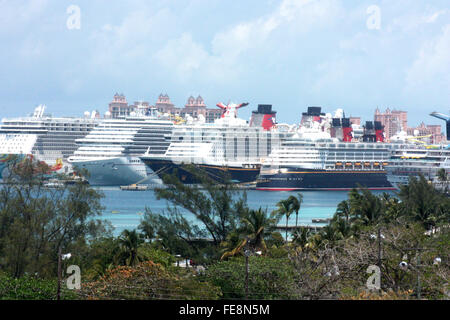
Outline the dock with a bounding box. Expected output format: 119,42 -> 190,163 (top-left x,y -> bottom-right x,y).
274,224 -> 325,232
312,218 -> 332,223
120,184 -> 148,191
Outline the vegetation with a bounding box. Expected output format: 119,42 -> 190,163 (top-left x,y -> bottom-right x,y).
0,159 -> 448,300
203,255 -> 299,300
0,157 -> 110,279
81,261 -> 221,300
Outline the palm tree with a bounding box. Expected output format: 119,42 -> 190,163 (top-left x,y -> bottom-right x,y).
240,207 -> 277,251
437,168 -> 448,192
437,168 -> 447,182
273,199 -> 294,242
335,200 -> 351,224
220,234 -> 248,260
288,193 -> 303,228
220,208 -> 277,260
116,229 -> 145,266
348,188 -> 383,226
292,227 -> 312,250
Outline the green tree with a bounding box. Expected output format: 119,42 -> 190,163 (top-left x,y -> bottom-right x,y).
153,165 -> 249,247
273,199 -> 294,242
398,175 -> 450,228
437,168 -> 447,183
138,208 -> 207,263
289,193 -> 303,228
347,187 -> 383,226
0,272 -> 78,300
82,261 -> 221,300
239,208 -> 277,252
0,159 -> 110,278
436,168 -> 448,193
116,229 -> 145,266
204,256 -> 299,299
221,207 -> 278,260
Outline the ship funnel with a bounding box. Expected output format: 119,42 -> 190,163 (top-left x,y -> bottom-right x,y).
301,106 -> 325,126
250,104 -> 277,130
330,118 -> 342,139
216,102 -> 249,119
374,121 -> 384,142
363,121 -> 377,142
341,118 -> 353,142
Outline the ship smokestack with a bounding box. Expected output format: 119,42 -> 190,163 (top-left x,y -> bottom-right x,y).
250,104 -> 277,130
363,121 -> 376,142
301,107 -> 325,126
341,118 -> 353,142
330,118 -> 342,140
374,121 -> 384,142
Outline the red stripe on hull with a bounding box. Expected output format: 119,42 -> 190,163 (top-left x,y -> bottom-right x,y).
255,187 -> 397,191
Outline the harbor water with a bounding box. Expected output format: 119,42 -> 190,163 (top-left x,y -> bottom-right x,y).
98,188 -> 395,236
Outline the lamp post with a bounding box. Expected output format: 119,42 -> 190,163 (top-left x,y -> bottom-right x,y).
57,247 -> 62,301
57,249 -> 72,301
243,237 -> 262,300
244,248 -> 250,300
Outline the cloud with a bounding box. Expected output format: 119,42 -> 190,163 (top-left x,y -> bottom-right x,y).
154,33 -> 210,78
0,0 -> 49,35
154,0 -> 341,82
423,9 -> 448,24
390,7 -> 450,33
405,24 -> 450,92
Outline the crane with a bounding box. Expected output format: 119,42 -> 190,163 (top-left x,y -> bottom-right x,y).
430,111 -> 450,141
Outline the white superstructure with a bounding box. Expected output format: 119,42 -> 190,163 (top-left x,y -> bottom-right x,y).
68,107 -> 174,186
386,144 -> 450,189
0,105 -> 101,176
142,104 -> 293,168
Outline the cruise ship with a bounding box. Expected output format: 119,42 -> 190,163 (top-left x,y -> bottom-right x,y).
68,105 -> 174,186
385,112 -> 450,190
0,105 -> 101,179
385,144 -> 450,189
255,107 -> 408,191
140,103 -> 294,184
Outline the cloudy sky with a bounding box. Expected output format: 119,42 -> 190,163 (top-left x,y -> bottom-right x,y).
1,0 -> 449,127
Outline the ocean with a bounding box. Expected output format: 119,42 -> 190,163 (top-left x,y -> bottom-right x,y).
97,188 -> 395,236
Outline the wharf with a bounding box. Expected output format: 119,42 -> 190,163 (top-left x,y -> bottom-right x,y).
120,184 -> 149,191
275,224 -> 325,232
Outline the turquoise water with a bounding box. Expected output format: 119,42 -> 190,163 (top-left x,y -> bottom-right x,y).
98,188 -> 394,236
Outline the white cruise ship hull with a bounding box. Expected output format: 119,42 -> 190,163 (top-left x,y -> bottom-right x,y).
70,156 -> 163,186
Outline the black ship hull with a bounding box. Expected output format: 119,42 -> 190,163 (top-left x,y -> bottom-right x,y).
142,159 -> 260,184
256,168 -> 395,191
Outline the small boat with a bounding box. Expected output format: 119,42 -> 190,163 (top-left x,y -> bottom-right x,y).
43,180 -> 65,188
111,210 -> 120,214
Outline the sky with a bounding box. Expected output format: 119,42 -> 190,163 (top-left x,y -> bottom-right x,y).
0,0 -> 449,127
